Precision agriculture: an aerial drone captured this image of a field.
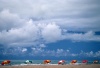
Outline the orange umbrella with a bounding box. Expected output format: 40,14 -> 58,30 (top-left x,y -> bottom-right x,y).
1,60 -> 11,65
58,60 -> 65,65
44,60 -> 51,64
71,60 -> 77,64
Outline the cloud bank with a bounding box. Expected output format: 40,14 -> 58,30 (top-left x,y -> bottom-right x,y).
0,18 -> 100,47
1,47 -> 100,58
0,0 -> 100,48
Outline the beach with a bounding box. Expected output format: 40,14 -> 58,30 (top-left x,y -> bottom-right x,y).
0,64 -> 100,68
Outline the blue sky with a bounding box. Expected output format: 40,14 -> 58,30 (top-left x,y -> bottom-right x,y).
0,0 -> 100,60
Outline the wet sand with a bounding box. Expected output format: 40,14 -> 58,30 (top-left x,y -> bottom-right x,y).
0,64 -> 100,68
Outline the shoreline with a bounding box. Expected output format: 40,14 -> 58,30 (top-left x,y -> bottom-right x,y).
0,64 -> 100,68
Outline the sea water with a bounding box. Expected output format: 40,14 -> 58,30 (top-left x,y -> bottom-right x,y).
0,60 -> 98,66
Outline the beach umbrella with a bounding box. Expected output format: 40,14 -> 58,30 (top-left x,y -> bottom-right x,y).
71,60 -> 77,64
44,60 -> 51,64
82,60 -> 88,63
24,60 -> 32,64
93,60 -> 99,64
1,60 -> 11,65
58,60 -> 66,65
1,62 -> 5,65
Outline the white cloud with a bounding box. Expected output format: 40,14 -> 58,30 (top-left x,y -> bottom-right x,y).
0,0 -> 100,48
62,31 -> 100,42
22,48 -> 27,52
0,20 -> 100,47
0,9 -> 25,31
39,44 -> 46,48
95,51 -> 100,57
71,54 -> 78,57
57,49 -> 64,54
0,0 -> 99,31
31,47 -> 44,56
41,23 -> 62,42
1,46 -> 100,58
2,47 -> 27,55
66,50 -> 69,52
79,50 -> 100,57
86,51 -> 94,57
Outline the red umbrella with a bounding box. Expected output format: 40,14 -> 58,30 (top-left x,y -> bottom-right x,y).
58,60 -> 65,65
1,62 -> 5,65
82,60 -> 88,63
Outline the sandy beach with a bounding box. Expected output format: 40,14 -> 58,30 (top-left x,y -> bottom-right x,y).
0,64 -> 100,68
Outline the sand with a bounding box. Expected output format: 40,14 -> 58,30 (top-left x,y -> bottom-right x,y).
0,64 -> 100,68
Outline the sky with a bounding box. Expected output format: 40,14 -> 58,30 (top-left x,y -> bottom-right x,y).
0,0 -> 100,60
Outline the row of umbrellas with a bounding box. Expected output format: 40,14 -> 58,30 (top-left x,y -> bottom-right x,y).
39,60 -> 99,64
1,60 -> 99,65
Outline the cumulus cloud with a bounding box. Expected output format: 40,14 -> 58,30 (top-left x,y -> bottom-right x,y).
0,19 -> 39,47
0,0 -> 100,48
0,20 -> 62,47
41,23 -> 62,42
0,0 -> 100,31
39,44 -> 46,48
63,31 -> 100,42
0,19 -> 100,47
22,48 -> 27,52
0,9 -> 25,31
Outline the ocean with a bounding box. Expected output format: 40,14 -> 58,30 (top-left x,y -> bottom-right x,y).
0,60 -> 96,66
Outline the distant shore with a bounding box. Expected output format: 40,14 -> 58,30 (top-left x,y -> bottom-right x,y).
0,64 -> 100,68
